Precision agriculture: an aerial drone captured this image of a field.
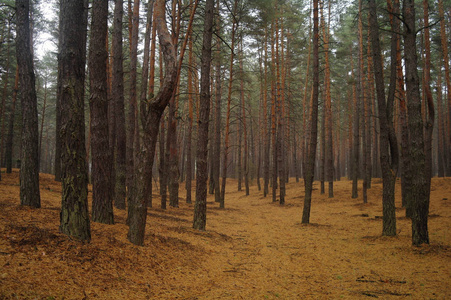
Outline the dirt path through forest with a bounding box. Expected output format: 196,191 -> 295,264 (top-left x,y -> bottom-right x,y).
161,178 -> 451,299
1,171 -> 450,299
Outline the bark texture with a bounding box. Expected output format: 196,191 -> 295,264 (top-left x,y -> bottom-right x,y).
112,0 -> 127,210
16,0 -> 41,208
403,0 -> 429,245
89,0 -> 114,224
194,0 -> 214,230
59,0 -> 91,241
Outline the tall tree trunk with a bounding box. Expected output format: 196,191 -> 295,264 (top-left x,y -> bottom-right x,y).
126,0 -> 140,215
403,0 -> 429,246
438,0 -> 451,176
370,0 -> 398,237
351,49 -> 359,199
193,0 -> 214,230
359,0 -> 368,204
89,0 -> 114,224
59,0 -> 91,241
213,0 -> 222,203
277,14 -> 286,204
16,0 -> 41,208
159,117 -> 167,209
263,28 -> 270,198
112,0 -> 127,210
323,1 -> 333,198
302,0 -> 319,224
139,0 -> 155,208
220,0 -> 238,208
39,81 -> 47,170
128,0 -> 177,245
0,22 -> 11,180
271,20 -> 278,203
422,0 -> 434,205
186,19 -> 194,204
5,68 -> 19,174
437,69 -> 445,177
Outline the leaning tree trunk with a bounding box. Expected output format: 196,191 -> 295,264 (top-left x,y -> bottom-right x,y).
16,0 -> 41,208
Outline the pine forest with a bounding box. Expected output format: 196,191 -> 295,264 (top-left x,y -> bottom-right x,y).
0,0 -> 450,298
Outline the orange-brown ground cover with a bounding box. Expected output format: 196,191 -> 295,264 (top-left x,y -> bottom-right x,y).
0,169 -> 450,299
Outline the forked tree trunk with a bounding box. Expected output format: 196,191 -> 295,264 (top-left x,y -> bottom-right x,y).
369,0 -> 398,236
128,0 -> 177,246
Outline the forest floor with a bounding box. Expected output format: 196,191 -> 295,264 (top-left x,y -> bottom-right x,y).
0,169 -> 450,299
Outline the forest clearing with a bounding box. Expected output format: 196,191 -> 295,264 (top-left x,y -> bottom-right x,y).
1,169 -> 450,299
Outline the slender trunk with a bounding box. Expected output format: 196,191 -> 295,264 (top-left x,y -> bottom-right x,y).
186,25 -> 194,204
277,14 -> 286,204
213,0 -> 222,203
193,0 -> 214,230
126,0 -> 140,216
0,22 -> 11,178
271,20 -> 278,203
263,29 -> 270,197
359,0 -> 368,204
220,0 -> 238,208
5,69 -> 19,173
351,49 -> 359,199
113,0 -> 127,210
422,0 -> 434,202
437,69 -> 445,177
438,0 -> 451,176
323,1 -> 333,197
302,0 -> 319,224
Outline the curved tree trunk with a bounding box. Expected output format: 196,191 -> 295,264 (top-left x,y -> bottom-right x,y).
128,0 -> 178,245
